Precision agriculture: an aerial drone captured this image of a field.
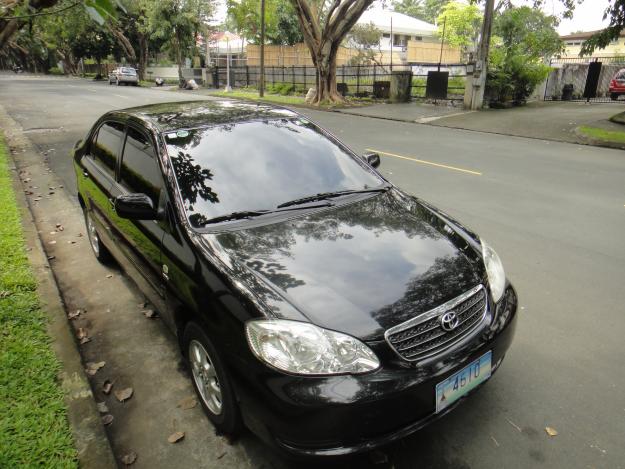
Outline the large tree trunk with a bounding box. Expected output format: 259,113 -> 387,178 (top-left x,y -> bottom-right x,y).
138,33 -> 148,81
0,19 -> 26,50
289,0 -> 375,105
175,28 -> 184,85
107,25 -> 137,65
313,43 -> 342,103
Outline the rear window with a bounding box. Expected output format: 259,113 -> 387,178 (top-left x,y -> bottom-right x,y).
92,121 -> 125,178
121,68 -> 136,75
164,118 -> 383,227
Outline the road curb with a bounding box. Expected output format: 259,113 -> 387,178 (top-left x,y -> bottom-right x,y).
574,125 -> 625,151
1,109 -> 117,469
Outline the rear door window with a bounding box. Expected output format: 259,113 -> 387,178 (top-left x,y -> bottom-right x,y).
120,127 -> 162,206
92,121 -> 125,178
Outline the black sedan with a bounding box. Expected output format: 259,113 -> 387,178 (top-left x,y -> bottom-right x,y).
73,100 -> 517,457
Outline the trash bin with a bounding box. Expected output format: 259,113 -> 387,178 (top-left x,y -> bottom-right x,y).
562,84 -> 574,101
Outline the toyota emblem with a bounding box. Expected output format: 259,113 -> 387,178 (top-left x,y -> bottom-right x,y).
440,311 -> 459,331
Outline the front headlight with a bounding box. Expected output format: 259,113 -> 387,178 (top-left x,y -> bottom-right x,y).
246,319 -> 380,375
481,240 -> 506,303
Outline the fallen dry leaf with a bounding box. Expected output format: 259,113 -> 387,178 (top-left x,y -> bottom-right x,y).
545,426 -> 558,437
177,396 -> 197,410
85,361 -> 106,376
77,233 -> 83,237
102,414 -> 114,426
167,431 -> 185,444
76,327 -> 89,339
142,309 -> 157,319
68,309 -> 83,320
79,336 -> 91,345
216,451 -> 226,460
0,291 -> 12,299
47,255 -> 56,261
48,240 -> 56,244
120,452 -> 137,465
96,402 -> 109,414
106,274 -> 113,279
115,387 -> 133,402
102,380 -> 113,395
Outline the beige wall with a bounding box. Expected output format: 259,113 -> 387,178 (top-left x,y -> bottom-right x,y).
246,44 -> 358,66
562,40 -> 625,58
247,41 -> 462,66
406,40 -> 461,63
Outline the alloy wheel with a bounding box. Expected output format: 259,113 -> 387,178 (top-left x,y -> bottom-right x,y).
86,212 -> 100,256
189,339 -> 223,415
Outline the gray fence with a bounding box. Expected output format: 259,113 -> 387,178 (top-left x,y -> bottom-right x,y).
544,56 -> 625,102
211,63 -> 468,100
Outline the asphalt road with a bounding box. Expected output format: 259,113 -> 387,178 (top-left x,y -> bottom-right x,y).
2,74 -> 624,469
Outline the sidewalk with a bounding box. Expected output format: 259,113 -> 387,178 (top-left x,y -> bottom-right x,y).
429,101 -> 623,145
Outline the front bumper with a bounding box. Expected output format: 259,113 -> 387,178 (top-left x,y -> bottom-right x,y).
230,285 -> 518,457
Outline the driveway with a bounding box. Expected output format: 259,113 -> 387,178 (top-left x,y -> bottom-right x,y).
2,74 -> 625,469
430,100 -> 624,144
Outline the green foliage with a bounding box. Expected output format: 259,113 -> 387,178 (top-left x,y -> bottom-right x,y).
393,0 -> 450,24
347,22 -> 382,65
145,0 -> 214,77
579,0 -> 625,56
266,81 -> 306,95
494,6 -> 563,60
0,136 -> 77,468
486,7 -> 561,105
436,1 -> 482,49
227,0 -> 303,45
48,66 -> 64,75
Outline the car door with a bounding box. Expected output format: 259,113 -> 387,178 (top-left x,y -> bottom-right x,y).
107,124 -> 172,325
80,120 -> 125,256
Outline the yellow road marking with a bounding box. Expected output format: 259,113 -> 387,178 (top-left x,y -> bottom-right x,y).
366,148 -> 482,176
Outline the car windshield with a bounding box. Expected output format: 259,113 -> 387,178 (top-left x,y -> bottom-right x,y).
121,68 -> 136,75
164,117 -> 384,227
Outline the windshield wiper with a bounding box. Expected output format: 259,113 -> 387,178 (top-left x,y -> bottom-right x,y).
276,185 -> 391,209
200,210 -> 271,225
197,202 -> 335,226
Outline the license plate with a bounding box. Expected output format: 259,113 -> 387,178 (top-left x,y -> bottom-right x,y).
435,351 -> 492,413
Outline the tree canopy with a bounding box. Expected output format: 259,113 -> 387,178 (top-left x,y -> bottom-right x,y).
436,1 -> 482,49
227,0 -> 303,45
392,0 -> 450,24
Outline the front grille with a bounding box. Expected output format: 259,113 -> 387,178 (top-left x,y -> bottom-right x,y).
385,285 -> 488,361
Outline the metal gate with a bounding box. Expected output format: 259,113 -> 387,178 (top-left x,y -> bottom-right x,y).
543,56 -> 625,103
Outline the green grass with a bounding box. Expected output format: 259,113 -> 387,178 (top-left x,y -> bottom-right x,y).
208,88 -> 375,109
578,125 -> 625,144
0,136 -> 77,468
609,111 -> 625,125
210,89 -> 308,106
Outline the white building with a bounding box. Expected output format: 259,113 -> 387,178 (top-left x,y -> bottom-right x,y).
356,8 -> 439,52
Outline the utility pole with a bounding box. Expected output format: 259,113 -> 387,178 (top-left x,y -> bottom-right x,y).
464,0 -> 495,110
259,0 -> 266,97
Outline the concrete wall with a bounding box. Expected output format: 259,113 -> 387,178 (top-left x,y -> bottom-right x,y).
543,62 -> 624,99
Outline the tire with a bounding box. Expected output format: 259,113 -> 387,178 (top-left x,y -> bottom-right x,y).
83,207 -> 113,264
611,93 -> 619,101
183,322 -> 242,435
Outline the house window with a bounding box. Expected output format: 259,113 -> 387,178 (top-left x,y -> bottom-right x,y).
413,36 -> 422,41
382,33 -> 390,38
393,34 -> 407,47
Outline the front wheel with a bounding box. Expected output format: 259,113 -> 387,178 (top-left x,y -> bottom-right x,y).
611,92 -> 619,101
83,208 -> 112,264
183,322 -> 242,435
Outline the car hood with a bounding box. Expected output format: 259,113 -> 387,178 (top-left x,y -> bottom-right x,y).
205,190 -> 485,341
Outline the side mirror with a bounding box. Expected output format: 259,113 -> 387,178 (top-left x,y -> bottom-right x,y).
363,152 -> 381,168
115,194 -> 159,220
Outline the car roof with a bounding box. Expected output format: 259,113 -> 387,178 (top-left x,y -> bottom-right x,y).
106,100 -> 300,133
